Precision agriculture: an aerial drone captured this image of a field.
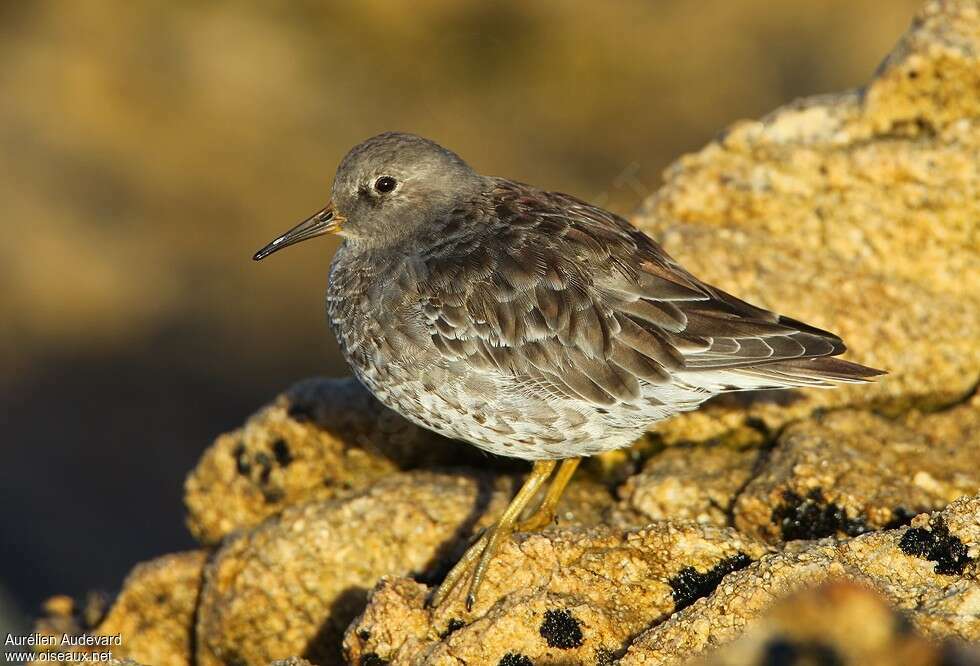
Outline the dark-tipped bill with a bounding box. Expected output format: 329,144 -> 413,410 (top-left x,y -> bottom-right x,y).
253,204 -> 344,261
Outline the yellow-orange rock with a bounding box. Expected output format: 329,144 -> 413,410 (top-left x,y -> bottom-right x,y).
634,0 -> 980,446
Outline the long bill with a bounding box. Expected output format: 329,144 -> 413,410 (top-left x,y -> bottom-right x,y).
252,203 -> 345,261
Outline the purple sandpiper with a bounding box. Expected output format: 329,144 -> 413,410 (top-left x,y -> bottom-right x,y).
254,132 -> 883,609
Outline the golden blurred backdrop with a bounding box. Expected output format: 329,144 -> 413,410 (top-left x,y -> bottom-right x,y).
0,0 -> 920,622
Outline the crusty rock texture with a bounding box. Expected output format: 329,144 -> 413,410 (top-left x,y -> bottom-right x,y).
35,2 -> 980,665
94,551 -> 208,666
342,496 -> 977,665
195,471 -> 514,666
622,495 -> 980,664
693,580 -> 977,666
344,523 -> 770,665
617,442 -> 761,528
184,377 -> 475,544
34,552 -> 206,666
734,394 -> 980,542
637,0 -> 980,446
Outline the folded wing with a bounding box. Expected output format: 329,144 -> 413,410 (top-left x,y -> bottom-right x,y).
410,179 -> 882,412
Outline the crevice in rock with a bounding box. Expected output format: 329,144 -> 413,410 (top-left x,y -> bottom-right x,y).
188,550 -> 216,666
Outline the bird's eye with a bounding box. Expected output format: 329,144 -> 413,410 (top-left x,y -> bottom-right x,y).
374,176 -> 397,193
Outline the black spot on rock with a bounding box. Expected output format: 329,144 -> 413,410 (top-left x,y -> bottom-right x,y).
356,629 -> 371,641
498,653 -> 534,666
884,506 -> 917,529
360,653 -> 389,666
670,552 -> 752,612
261,487 -> 284,504
272,438 -> 293,466
233,442 -> 252,476
761,637 -> 843,666
440,618 -> 466,639
539,609 -> 583,649
255,452 -> 272,485
771,489 -> 869,541
899,517 -> 971,575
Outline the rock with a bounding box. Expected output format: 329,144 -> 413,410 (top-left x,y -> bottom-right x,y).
617,442 -> 762,528
344,523 -> 770,665
694,580 -> 974,666
621,494 -> 980,664
634,0 -> 980,446
94,551 -> 207,666
734,395 -> 980,542
185,377 -> 486,544
195,471 -> 513,666
33,552 -> 206,666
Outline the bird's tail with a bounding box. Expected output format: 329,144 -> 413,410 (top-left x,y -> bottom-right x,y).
730,356 -> 886,388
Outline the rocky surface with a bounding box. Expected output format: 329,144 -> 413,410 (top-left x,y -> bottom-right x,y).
184,377 -> 479,544
622,494 -> 980,664
693,580 -> 977,666
195,471 -> 514,665
734,394 -> 980,542
342,496 -> 977,665
617,442 -> 761,529
34,552 -> 206,666
34,2 -> 980,665
344,523 -> 770,665
636,0 -> 980,446
94,551 -> 207,666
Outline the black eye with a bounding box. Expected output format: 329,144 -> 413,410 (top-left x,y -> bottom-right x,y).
374,176 -> 397,193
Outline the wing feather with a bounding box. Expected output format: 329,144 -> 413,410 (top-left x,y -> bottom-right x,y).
409,179 -> 879,412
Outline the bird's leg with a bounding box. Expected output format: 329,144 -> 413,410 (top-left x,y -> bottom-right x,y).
515,457 -> 581,531
430,460 -> 556,610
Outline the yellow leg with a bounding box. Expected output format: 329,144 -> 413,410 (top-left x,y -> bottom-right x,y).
516,457 -> 581,531
430,460 -> 556,610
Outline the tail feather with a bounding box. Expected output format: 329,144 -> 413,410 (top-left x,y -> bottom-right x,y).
731,356 -> 886,389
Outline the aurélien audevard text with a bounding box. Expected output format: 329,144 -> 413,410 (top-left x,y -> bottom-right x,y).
6,634 -> 121,647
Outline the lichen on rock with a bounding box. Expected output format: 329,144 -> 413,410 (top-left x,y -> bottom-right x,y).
734,393 -> 980,542
184,377 -> 476,544
343,523 -> 769,665
691,580 -> 978,666
621,494 -> 980,664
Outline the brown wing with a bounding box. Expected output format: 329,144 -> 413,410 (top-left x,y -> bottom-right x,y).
411,179 -> 874,408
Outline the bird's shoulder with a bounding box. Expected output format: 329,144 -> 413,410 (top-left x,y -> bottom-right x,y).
415,178 -> 696,296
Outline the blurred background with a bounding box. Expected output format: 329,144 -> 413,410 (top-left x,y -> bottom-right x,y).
0,0 -> 922,631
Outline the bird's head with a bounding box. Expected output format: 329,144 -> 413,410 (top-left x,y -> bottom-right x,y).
253,132 -> 484,260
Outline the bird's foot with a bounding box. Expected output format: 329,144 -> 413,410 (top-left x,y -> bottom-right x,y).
427,458 -> 583,610
428,459 -> 560,610
428,522 -> 514,611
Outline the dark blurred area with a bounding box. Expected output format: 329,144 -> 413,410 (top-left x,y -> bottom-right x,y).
0,0 -> 920,625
